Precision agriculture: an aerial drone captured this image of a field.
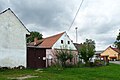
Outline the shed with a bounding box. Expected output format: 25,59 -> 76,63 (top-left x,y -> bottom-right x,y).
27,32 -> 78,68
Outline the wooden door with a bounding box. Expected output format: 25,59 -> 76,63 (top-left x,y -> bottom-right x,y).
35,48 -> 46,68
27,47 -> 46,68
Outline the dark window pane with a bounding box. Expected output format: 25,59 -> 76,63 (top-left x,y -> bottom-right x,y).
68,41 -> 70,44
61,40 -> 63,44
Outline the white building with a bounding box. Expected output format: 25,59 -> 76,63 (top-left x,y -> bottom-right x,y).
0,8 -> 29,67
27,32 -> 78,68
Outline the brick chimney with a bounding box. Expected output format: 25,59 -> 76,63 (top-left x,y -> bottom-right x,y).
34,37 -> 38,45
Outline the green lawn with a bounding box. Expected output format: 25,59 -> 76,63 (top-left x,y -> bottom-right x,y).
0,64 -> 120,80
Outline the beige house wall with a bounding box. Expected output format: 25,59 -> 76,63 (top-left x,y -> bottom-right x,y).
101,47 -> 119,60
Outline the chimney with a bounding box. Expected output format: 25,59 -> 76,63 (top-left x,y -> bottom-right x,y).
34,37 -> 38,45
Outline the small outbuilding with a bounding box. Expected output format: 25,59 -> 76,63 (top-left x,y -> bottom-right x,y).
101,46 -> 120,61
27,32 -> 78,68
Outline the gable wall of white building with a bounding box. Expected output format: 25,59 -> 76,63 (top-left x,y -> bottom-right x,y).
52,33 -> 77,50
46,33 -> 78,67
0,10 -> 29,67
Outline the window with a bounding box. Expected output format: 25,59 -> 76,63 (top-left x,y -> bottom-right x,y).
61,40 -> 63,44
68,41 -> 70,44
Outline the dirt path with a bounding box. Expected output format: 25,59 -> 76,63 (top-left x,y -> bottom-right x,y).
8,75 -> 38,80
110,61 -> 120,65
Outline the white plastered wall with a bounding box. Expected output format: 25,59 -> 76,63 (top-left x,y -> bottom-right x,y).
52,32 -> 77,50
0,9 -> 29,67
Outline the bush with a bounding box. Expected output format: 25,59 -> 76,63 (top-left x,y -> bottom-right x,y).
56,47 -> 73,67
14,65 -> 25,69
94,60 -> 103,66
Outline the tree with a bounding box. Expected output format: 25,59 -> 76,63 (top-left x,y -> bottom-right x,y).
27,31 -> 43,43
114,30 -> 120,50
56,46 -> 73,67
79,39 -> 95,66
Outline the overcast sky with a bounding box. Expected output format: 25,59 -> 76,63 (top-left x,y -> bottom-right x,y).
0,0 -> 119,50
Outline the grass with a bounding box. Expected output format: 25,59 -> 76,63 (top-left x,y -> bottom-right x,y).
0,63 -> 120,80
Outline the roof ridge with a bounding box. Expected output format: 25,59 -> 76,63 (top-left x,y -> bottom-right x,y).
39,32 -> 66,48
0,8 -> 30,33
0,8 -> 11,14
44,31 -> 65,39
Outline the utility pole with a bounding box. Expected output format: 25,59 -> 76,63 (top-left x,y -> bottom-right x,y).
75,27 -> 78,43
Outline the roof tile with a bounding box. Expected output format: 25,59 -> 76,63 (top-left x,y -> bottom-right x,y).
27,32 -> 65,48
39,32 -> 65,48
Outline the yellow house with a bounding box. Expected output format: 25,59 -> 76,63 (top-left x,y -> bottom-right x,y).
101,46 -> 120,60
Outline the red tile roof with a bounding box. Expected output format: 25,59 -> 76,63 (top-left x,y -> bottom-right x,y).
39,32 -> 65,48
112,48 -> 120,53
27,39 -> 43,46
28,32 -> 65,48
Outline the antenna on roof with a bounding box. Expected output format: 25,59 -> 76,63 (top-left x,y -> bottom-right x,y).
75,27 -> 78,43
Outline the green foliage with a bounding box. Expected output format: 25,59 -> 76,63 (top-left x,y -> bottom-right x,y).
0,64 -> 120,80
79,39 -> 95,66
56,46 -> 73,67
114,30 -> 120,49
68,52 -> 73,62
56,49 -> 68,67
27,31 -> 43,43
94,59 -> 103,66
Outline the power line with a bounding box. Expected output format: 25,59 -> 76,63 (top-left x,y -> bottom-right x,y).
68,0 -> 84,31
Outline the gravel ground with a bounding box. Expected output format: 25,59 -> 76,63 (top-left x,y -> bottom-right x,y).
110,61 -> 120,65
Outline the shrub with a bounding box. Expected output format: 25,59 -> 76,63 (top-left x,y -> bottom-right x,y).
94,60 -> 103,66
56,46 -> 74,67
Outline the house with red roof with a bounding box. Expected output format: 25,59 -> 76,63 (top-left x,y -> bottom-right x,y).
101,46 -> 120,61
27,32 -> 78,68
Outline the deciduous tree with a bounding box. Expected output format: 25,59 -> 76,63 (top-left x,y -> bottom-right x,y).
27,31 -> 43,43
114,30 -> 120,49
79,39 -> 95,66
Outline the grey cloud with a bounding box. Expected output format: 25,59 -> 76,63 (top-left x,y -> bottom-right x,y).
9,0 -> 74,31
0,0 -> 120,50
0,0 -> 78,36
0,0 -> 7,10
78,13 -> 120,36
